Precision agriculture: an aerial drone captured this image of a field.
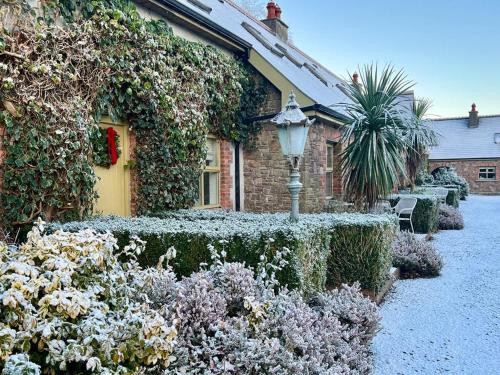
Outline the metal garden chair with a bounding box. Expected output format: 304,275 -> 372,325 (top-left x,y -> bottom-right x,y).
392,197 -> 418,233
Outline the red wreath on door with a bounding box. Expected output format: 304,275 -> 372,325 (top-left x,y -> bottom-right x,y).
106,127 -> 119,165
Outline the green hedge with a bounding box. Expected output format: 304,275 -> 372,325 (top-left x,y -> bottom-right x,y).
420,185 -> 460,208
325,215 -> 396,292
54,211 -> 397,294
389,195 -> 439,233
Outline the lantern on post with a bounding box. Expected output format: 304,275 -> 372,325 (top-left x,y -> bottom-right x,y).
271,91 -> 315,222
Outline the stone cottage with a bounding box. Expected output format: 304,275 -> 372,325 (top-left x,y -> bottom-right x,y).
428,104 -> 500,194
133,0 -> 352,214
0,0 -> 354,217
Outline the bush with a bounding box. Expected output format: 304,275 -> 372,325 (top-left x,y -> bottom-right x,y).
146,248 -> 380,374
326,215 -> 396,292
439,204 -> 464,230
415,169 -> 434,186
0,222 -> 176,373
1,223 -> 383,373
391,231 -> 443,278
55,211 -> 397,294
389,194 -> 439,233
433,168 -> 470,200
417,186 -> 460,208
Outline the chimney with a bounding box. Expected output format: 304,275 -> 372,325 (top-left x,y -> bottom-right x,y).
262,1 -> 289,42
469,103 -> 479,128
352,72 -> 359,84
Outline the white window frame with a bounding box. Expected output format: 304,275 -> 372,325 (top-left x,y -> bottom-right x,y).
478,167 -> 496,181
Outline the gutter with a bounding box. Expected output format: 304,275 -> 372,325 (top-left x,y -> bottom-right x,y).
247,104 -> 348,124
137,0 -> 252,56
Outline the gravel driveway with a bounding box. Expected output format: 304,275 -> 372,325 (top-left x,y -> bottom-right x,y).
373,195 -> 500,374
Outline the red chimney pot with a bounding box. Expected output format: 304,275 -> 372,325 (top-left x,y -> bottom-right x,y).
471,103 -> 477,112
352,72 -> 359,83
266,1 -> 277,19
275,4 -> 282,19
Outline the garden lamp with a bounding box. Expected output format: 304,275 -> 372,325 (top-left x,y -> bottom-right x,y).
272,91 -> 314,222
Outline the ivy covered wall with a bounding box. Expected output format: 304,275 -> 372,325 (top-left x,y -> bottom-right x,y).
0,0 -> 266,226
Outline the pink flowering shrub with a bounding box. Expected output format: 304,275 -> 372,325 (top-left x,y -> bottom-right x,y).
438,204 -> 464,230
392,231 -> 443,278
145,247 -> 380,374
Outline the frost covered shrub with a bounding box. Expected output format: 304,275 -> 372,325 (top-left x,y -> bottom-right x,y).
0,222 -> 177,373
389,194 -> 439,233
438,204 -> 464,230
391,231 -> 443,278
146,249 -> 380,374
433,168 -> 470,200
56,211 -> 397,294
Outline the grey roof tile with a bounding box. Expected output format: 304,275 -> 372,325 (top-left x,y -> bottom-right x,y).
428,115 -> 500,160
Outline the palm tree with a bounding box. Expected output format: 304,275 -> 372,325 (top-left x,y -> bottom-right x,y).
404,98 -> 438,188
340,64 -> 414,210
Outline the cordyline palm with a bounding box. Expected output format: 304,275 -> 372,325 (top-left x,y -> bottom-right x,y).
404,98 -> 438,188
340,64 -> 414,210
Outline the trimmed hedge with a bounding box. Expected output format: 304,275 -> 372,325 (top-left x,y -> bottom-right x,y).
389,194 -> 439,233
55,211 -> 397,294
326,215 -> 396,292
420,185 -> 460,208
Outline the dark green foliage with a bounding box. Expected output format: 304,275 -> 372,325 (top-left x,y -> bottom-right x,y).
445,188 -> 460,208
90,127 -> 121,168
340,64 -> 414,209
0,0 -> 264,225
55,211 -> 397,294
389,195 -> 439,233
327,219 -> 396,292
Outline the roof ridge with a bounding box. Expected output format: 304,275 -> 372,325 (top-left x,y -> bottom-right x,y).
431,114 -> 500,121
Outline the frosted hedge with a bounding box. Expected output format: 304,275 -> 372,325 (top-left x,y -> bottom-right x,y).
55,211 -> 397,294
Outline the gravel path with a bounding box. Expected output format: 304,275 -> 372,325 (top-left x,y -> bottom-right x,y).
373,195 -> 500,374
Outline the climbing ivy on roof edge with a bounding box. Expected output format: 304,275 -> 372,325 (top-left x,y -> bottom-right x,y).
0,0 -> 267,226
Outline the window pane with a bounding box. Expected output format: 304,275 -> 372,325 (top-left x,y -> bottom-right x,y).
326,172 -> 333,197
206,138 -> 219,167
327,145 -> 333,169
203,172 -> 219,206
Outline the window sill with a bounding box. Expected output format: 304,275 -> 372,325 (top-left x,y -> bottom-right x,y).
476,179 -> 498,182
193,204 -> 222,210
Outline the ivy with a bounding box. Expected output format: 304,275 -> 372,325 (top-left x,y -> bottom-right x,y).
90,127 -> 121,168
0,0 -> 267,226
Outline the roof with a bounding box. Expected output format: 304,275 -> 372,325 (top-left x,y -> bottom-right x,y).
428,115 -> 500,160
158,0 -> 353,114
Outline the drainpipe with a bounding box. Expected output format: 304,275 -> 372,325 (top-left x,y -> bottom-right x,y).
234,141 -> 241,211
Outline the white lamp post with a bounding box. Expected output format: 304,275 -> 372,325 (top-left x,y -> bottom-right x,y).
272,92 -> 314,222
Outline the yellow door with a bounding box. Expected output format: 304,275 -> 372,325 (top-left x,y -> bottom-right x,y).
94,119 -> 131,216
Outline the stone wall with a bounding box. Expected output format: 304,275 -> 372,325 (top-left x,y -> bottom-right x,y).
243,121 -> 342,213
429,159 -> 500,194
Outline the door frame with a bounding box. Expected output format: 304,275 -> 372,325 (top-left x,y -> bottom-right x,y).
96,117 -> 132,217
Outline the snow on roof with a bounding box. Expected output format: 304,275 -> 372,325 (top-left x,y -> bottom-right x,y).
174,0 -> 353,112
428,115 -> 500,160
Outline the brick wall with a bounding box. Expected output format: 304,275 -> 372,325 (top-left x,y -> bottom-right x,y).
219,140 -> 234,210
429,159 -> 500,194
243,121 -> 342,213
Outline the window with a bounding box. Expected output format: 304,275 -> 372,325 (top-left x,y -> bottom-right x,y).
479,167 -> 496,181
197,137 -> 220,207
326,143 -> 334,197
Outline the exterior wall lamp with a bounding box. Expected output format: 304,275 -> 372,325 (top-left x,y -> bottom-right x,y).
272,91 -> 314,222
